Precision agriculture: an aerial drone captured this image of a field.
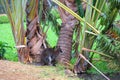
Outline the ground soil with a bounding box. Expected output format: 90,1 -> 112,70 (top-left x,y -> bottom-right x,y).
0,60 -> 120,80
0,60 -> 79,80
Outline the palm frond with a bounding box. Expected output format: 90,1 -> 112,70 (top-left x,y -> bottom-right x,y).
105,23 -> 120,40
92,0 -> 106,24
40,0 -> 61,36
96,35 -> 120,55
95,34 -> 120,68
109,0 -> 120,9
100,0 -> 120,33
1,0 -> 27,45
52,0 -> 100,34
107,60 -> 120,70
75,0 -> 85,17
72,24 -> 81,57
47,8 -> 61,35
112,23 -> 120,37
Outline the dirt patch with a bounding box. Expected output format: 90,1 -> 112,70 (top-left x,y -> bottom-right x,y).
1,60 -> 119,80
0,60 -> 79,80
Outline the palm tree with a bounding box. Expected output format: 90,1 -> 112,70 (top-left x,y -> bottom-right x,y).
73,0 -> 120,72
56,0 -> 78,67
94,0 -> 120,70
52,0 -> 120,73
2,0 -> 120,73
1,0 -> 47,63
25,0 -> 48,63
1,0 -> 27,62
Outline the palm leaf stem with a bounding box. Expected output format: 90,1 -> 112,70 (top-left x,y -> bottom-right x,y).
82,0 -> 103,14
82,48 -> 114,59
52,0 -> 100,34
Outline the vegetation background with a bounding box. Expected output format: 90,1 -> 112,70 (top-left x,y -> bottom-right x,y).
0,1 -> 120,79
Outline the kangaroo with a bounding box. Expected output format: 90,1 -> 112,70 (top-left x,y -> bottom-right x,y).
41,46 -> 62,66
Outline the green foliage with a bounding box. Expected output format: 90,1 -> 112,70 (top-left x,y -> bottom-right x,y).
50,8 -> 60,18
75,0 -> 84,17
112,23 -> 120,36
0,15 -> 9,23
109,0 -> 120,9
0,0 -> 120,74
46,25 -> 58,47
41,7 -> 62,37
107,60 -> 120,71
0,15 -> 26,24
0,41 -> 7,59
87,61 -> 118,74
95,34 -> 120,69
48,8 -> 62,35
4,51 -> 18,61
115,13 -> 120,21
41,8 -> 61,47
70,57 -> 77,65
0,41 -> 12,59
48,0 -> 120,73
100,0 -> 120,33
0,23 -> 18,61
0,41 -> 18,61
1,0 -> 27,46
89,0 -> 120,71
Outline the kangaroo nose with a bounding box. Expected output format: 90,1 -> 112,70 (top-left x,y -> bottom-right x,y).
48,56 -> 53,66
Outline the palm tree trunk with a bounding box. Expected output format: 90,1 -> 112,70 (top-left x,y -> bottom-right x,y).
25,0 -> 45,63
57,0 -> 78,66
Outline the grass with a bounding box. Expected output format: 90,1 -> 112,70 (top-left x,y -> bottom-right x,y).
0,23 -> 15,47
0,23 -> 18,61
37,65 -> 81,80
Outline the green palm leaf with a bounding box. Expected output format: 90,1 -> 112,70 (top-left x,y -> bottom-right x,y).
95,34 -> 120,68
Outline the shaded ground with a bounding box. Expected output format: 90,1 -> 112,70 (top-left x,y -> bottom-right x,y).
78,73 -> 120,80
78,72 -> 120,80
0,60 -> 79,80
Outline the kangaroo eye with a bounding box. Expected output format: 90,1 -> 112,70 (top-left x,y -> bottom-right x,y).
45,57 -> 49,62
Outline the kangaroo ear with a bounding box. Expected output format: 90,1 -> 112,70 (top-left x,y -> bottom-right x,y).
55,46 -> 62,53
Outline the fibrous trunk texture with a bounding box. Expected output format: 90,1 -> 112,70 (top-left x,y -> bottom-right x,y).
57,0 -> 78,66
25,0 -> 44,63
